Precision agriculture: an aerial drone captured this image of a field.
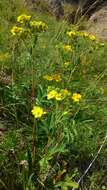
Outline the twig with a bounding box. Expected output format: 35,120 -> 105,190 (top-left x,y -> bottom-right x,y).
72,132 -> 107,190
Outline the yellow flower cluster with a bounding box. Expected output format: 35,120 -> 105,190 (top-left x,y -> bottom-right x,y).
63,44 -> 73,52
67,30 -> 96,42
31,106 -> 46,119
17,14 -> 31,23
88,34 -> 96,41
47,88 -> 71,101
79,32 -> 96,41
11,14 -> 48,38
67,31 -> 77,38
71,93 -> 82,102
79,32 -> 89,38
31,93 -> 82,118
64,61 -> 70,66
11,26 -> 23,36
11,26 -> 31,37
43,74 -> 61,82
30,20 -> 48,32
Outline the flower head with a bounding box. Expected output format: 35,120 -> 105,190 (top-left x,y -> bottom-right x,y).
72,93 -> 82,102
79,32 -> 96,41
63,45 -> 73,52
88,34 -> 96,41
60,89 -> 71,97
30,20 -> 48,32
31,106 -> 46,119
67,31 -> 77,38
55,92 -> 63,101
53,74 -> 61,82
79,32 -> 89,38
64,61 -> 70,66
17,14 -> 31,23
43,74 -> 61,82
11,26 -> 23,36
47,88 -> 71,101
47,90 -> 63,101
47,90 -> 58,100
43,75 -> 53,81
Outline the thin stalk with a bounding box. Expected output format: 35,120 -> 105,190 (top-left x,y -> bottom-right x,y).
31,58 -> 35,101
11,43 -> 16,86
32,118 -> 36,167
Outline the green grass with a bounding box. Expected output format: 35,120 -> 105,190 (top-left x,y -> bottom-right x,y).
0,1 -> 107,190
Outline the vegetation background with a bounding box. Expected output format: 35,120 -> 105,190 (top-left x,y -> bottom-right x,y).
0,0 -> 107,190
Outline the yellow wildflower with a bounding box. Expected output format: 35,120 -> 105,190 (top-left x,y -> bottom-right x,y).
55,89 -> 70,101
63,45 -> 73,52
88,34 -> 96,41
60,89 -> 71,97
72,93 -> 82,102
79,32 -> 89,38
53,74 -> 61,82
47,90 -> 58,100
64,61 -> 70,66
79,32 -> 96,41
11,26 -> 23,36
43,74 -> 61,82
30,20 -> 48,32
67,31 -> 77,38
43,75 -> 53,81
17,14 -> 31,23
55,92 -> 63,101
47,88 -> 71,101
31,106 -> 46,119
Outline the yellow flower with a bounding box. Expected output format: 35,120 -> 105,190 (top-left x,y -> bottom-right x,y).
60,89 -> 71,97
63,45 -> 73,52
11,26 -> 23,36
79,32 -> 96,41
30,20 -> 48,32
43,75 -> 53,81
55,92 -> 63,101
72,93 -> 82,102
64,61 -> 70,66
17,14 -> 31,23
47,88 -> 71,101
43,74 -> 61,82
31,106 -> 46,119
55,89 -> 70,101
79,32 -> 89,38
89,34 -> 96,41
53,74 -> 61,82
47,90 -> 58,100
67,31 -> 77,38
